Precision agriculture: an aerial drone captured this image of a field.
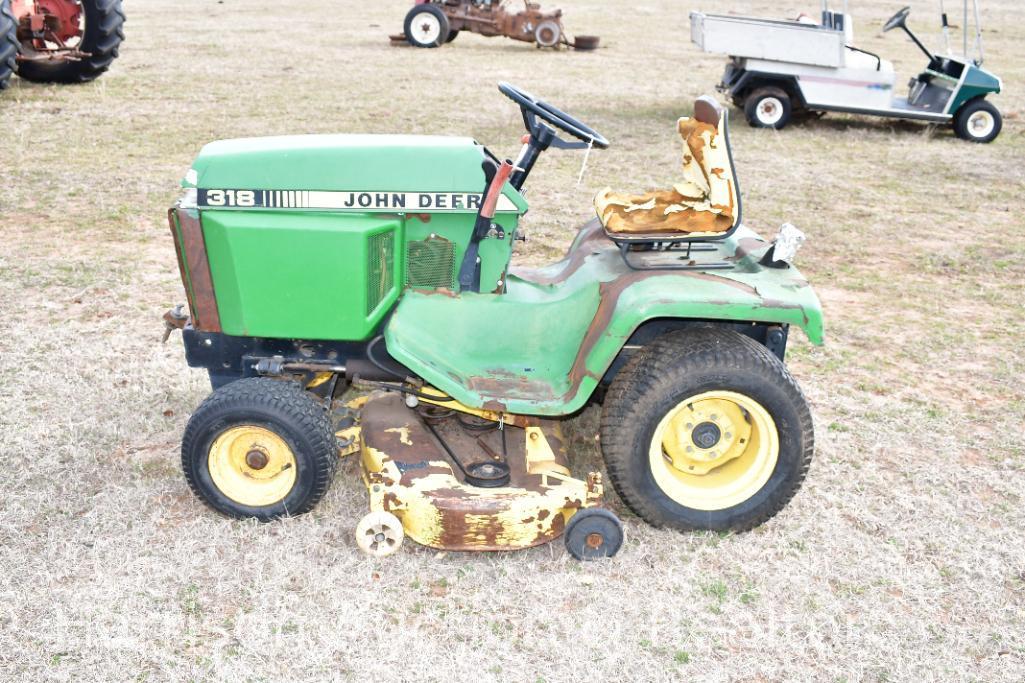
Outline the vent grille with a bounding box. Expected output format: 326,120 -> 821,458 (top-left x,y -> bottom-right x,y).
406,235 -> 455,290
367,231 -> 395,314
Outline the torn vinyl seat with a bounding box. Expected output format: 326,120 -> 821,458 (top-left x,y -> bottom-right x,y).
593,96 -> 742,250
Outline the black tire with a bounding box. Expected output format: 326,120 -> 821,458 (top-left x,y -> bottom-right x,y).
0,0 -> 16,90
182,377 -> 337,521
16,0 -> 125,84
564,508 -> 624,560
403,4 -> 449,48
600,327 -> 814,533
446,29 -> 459,43
953,98 -> 1002,143
744,86 -> 792,129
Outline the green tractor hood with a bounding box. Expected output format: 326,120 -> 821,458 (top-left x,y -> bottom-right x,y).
185,134 -> 527,213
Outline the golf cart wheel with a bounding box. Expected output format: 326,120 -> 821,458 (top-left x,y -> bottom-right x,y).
954,98 -> 1002,143
564,508 -> 624,560
534,20 -> 562,48
16,0 -> 125,84
181,377 -> 337,521
744,87 -> 792,129
0,0 -> 15,90
600,326 -> 814,533
403,4 -> 449,48
355,511 -> 405,557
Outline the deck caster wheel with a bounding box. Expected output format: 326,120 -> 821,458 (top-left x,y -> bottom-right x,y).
356,511 -> 405,557
564,508 -> 624,560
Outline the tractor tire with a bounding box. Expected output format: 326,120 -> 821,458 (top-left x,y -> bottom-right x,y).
403,4 -> 450,48
953,98 -> 1002,143
16,0 -> 125,84
446,29 -> 459,43
744,86 -> 792,129
0,0 -> 16,90
181,377 -> 338,521
600,326 -> 814,533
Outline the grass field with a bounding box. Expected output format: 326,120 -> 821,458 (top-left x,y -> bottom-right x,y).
2,0 -> 1024,680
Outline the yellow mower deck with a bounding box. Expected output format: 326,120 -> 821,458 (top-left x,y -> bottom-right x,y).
345,392 -> 603,552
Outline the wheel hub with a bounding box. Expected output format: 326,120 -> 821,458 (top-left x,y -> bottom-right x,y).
650,391 -> 780,511
245,449 -> 269,470
661,396 -> 754,475
207,425 -> 298,506
691,422 -> 722,450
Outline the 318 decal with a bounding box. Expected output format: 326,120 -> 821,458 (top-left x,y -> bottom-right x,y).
202,189 -> 256,207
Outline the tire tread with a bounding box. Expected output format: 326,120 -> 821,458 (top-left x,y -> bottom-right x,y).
600,326 -> 813,532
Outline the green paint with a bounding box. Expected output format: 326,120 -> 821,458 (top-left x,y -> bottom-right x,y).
386,224 -> 823,415
949,63 -> 1002,113
183,133 -> 823,416
202,210 -> 403,340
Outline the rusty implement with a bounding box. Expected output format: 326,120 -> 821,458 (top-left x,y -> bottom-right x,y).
399,0 -> 599,50
350,391 -> 607,553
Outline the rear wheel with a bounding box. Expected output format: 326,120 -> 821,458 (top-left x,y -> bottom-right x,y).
600,327 -> 814,532
445,29 -> 459,43
403,4 -> 449,48
0,0 -> 16,90
953,98 -> 1002,143
181,378 -> 337,521
16,0 -> 125,84
534,20 -> 561,48
744,86 -> 792,129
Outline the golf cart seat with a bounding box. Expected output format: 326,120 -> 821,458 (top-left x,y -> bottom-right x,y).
593,96 -> 740,243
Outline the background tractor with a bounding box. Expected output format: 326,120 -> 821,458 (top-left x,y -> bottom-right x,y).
399,0 -> 598,50
0,0 -> 124,91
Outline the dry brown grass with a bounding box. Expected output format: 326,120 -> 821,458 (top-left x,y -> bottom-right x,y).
1,0 -> 1024,680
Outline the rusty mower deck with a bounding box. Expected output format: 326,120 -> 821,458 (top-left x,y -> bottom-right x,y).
350,391 -> 607,555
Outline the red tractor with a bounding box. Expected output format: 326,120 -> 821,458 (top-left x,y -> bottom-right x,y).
0,0 -> 124,91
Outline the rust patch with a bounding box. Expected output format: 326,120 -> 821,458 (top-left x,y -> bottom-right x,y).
174,209 -> 221,333
510,220 -> 610,286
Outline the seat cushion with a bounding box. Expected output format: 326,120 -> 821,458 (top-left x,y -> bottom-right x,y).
594,113 -> 736,237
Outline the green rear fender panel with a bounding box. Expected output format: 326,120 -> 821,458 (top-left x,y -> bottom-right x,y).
385,223 -> 823,416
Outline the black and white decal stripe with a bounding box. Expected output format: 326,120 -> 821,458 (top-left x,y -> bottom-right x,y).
198,189 -> 518,213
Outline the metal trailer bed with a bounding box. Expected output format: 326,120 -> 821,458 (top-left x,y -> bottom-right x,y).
689,11 -> 846,68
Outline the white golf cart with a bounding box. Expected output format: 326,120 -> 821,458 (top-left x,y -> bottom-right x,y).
690,1 -> 1003,142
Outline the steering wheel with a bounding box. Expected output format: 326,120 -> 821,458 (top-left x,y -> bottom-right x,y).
498,82 -> 610,149
882,6 -> 910,32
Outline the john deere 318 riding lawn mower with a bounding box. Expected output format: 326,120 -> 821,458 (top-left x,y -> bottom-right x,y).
0,0 -> 124,92
165,83 -> 823,560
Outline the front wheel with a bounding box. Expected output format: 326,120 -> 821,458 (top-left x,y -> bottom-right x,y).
744,86 -> 792,129
0,0 -> 16,90
181,378 -> 338,521
403,4 -> 450,48
953,98 -> 1002,143
16,0 -> 125,84
600,327 -> 814,532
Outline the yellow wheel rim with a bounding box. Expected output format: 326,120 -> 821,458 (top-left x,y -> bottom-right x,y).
649,391 -> 779,511
208,425 -> 298,507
